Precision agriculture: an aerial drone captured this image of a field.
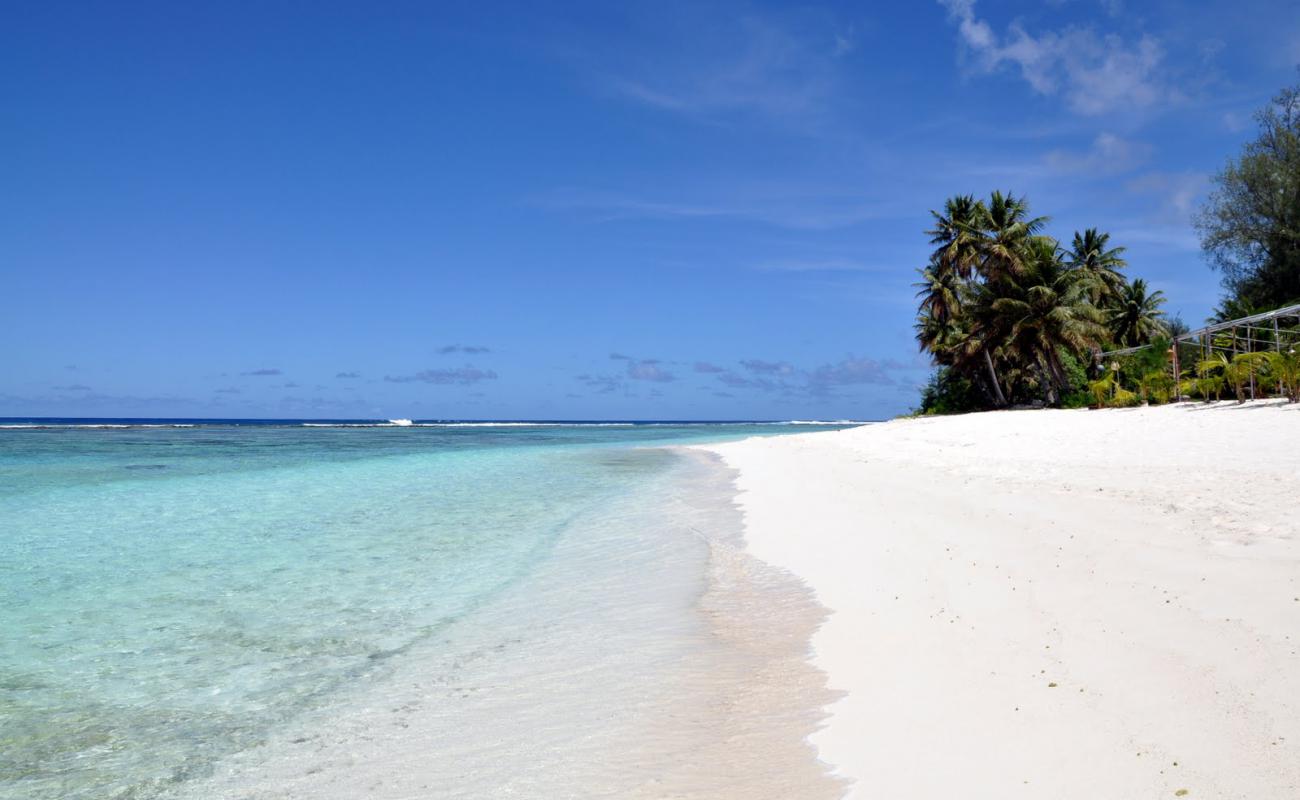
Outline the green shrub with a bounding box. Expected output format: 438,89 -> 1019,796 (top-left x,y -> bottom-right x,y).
1058,348 -> 1089,397
1086,373 -> 1143,408
1060,390 -> 1092,409
1088,374 -> 1114,407
1113,387 -> 1141,407
916,367 -> 983,415
1138,370 -> 1174,405
1117,338 -> 1171,388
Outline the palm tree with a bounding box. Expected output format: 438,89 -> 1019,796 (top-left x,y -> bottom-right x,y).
915,262 -> 1008,406
978,191 -> 1048,283
1066,228 -> 1127,305
976,236 -> 1107,403
912,191 -> 1156,411
914,261 -> 964,325
1195,355 -> 1227,402
919,196 -> 1010,406
926,195 -> 985,281
1209,296 -> 1260,324
914,308 -> 963,364
929,190 -> 1047,407
1266,348 -> 1300,402
1108,278 -> 1167,346
957,327 -> 1010,407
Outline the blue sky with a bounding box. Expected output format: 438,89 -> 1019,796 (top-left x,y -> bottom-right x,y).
3,1 -> 1298,420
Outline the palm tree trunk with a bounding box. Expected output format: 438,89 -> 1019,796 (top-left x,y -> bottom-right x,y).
1047,351 -> 1071,404
982,349 -> 1007,407
1035,361 -> 1059,406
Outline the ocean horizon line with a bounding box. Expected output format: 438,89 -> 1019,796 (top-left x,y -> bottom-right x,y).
0,416 -> 877,428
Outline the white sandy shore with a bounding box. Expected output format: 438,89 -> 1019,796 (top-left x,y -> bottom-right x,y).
701,401 -> 1300,799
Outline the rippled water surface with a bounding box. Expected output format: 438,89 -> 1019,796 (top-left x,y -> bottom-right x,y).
0,421 -> 851,799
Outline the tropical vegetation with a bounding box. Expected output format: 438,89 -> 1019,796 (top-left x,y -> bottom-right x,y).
914,192 -> 1166,413
916,76 -> 1300,414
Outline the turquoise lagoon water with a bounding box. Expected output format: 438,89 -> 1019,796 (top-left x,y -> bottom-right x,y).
0,421 -> 850,799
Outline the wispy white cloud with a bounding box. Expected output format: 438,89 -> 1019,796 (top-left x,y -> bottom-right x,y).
383,367 -> 498,385
626,361 -> 674,382
1109,225 -> 1201,252
1043,132 -> 1151,175
575,373 -> 624,394
954,131 -> 1149,184
1099,0 -> 1126,17
602,16 -> 842,122
610,353 -> 675,382
740,359 -> 798,377
807,356 -> 901,390
436,344 -> 491,355
1125,171 -> 1208,224
575,354 -> 676,395
753,257 -> 890,272
833,24 -> 857,57
938,0 -> 1173,115
1221,110 -> 1247,132
537,187 -> 892,230
709,355 -> 920,396
0,390 -> 202,412
1092,170 -> 1210,253
1283,30 -> 1300,67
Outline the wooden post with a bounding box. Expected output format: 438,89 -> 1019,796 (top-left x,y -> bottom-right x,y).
1276,316 -> 1284,397
1171,343 -> 1181,402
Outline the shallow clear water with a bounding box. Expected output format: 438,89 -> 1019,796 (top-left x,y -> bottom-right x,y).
0,422 -> 850,799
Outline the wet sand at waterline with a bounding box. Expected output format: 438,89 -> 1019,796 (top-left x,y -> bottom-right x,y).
176,450 -> 843,800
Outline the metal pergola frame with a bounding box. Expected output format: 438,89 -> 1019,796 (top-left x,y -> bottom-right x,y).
1096,302 -> 1300,402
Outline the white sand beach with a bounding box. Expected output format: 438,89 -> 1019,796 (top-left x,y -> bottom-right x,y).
701,401 -> 1300,799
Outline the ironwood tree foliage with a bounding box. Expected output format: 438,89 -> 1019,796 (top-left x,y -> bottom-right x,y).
1195,80 -> 1300,310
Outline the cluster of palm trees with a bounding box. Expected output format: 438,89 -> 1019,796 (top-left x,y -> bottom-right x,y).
915,192 -> 1168,408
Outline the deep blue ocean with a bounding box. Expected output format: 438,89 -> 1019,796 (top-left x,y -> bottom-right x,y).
0,419 -> 856,799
